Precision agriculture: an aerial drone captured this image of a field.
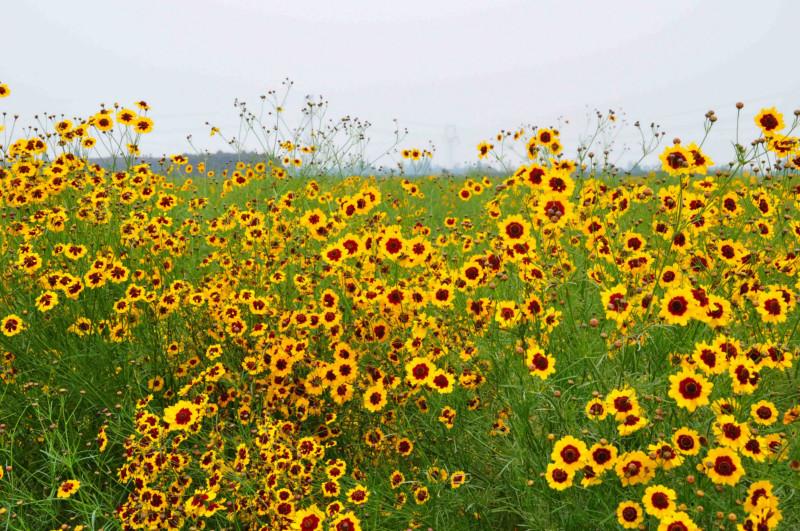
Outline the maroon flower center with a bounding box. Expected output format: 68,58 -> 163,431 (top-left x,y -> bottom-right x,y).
679,378 -> 701,399
759,114 -> 779,131
175,408 -> 193,425
714,456 -> 735,476
651,492 -> 670,509
668,296 -> 688,315
560,445 -> 579,464
621,507 -> 638,522
505,222 -> 524,239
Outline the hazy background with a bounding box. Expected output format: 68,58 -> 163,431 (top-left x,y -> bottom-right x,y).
4,0 -> 800,169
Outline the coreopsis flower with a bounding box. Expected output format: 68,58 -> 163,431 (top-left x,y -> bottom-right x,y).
450,471 -> 467,489
585,398 -> 609,421
494,300 -> 520,328
614,451 -> 656,487
526,345 -> 556,380
672,427 -> 702,456
57,479 -> 81,499
498,215 -> 531,245
330,512 -> 361,531
703,447 -> 745,486
97,424 -> 108,452
292,505 -> 325,531
405,357 -> 435,387
668,369 -> 712,412
1,315 -> 24,337
754,107 -> 784,135
362,384 -> 387,413
659,286 -> 698,326
641,484 -> 677,518
601,284 -> 632,325
743,480 -> 777,514
616,501 -> 644,529
739,505 -> 783,531
413,486 -> 430,505
691,341 -> 728,375
35,291 -> 59,312
395,438 -> 413,457
755,289 -> 788,323
686,142 -> 713,174
134,116 -> 154,134
606,386 -> 640,420
659,144 -> 694,176
162,400 -> 203,431
92,112 -> 113,132
617,412 -> 649,436
545,462 -> 574,491
656,511 -> 700,531
750,400 -> 778,426
551,436 -> 588,472
346,485 -> 369,505
713,414 -> 751,448
587,443 -> 617,473
476,141 -> 493,159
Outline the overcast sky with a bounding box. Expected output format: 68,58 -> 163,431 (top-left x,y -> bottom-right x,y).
4,0 -> 799,168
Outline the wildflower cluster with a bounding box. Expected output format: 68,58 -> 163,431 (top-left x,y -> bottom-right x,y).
1,82 -> 799,530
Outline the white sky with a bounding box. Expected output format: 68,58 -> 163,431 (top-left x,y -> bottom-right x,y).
4,0 -> 800,168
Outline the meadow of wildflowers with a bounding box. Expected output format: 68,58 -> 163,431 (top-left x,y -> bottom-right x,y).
0,80 -> 799,530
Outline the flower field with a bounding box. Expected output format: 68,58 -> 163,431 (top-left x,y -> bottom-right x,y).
0,82 -> 799,530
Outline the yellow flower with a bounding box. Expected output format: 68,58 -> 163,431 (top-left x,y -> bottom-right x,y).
362,384 -> 387,413
616,501 -> 643,529
641,484 -> 676,518
703,447 -> 745,486
134,116 -> 154,134
658,286 -> 698,326
494,300 -> 520,328
672,427 -> 702,456
713,414 -> 751,449
330,512 -> 361,531
686,142 -> 713,174
429,369 -> 454,394
162,400 -> 203,431
657,512 -> 699,531
35,291 -> 59,312
450,471 -> 467,489
498,215 -> 530,245
477,141 -> 493,159
755,289 -> 788,324
601,284 -> 632,325
744,480 -> 777,514
659,144 -> 694,176
291,505 -> 325,530
754,107 -> 784,135
526,345 -> 556,380
668,369 -> 712,412
584,398 -> 608,421
617,412 -> 648,436
57,479 -> 80,499
545,462 -> 574,491
550,436 -> 587,472
116,108 -> 137,125
405,357 -> 435,387
1,315 -> 24,337
346,484 -> 369,505
750,400 -> 778,426
92,112 -> 114,132
614,451 -> 656,486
